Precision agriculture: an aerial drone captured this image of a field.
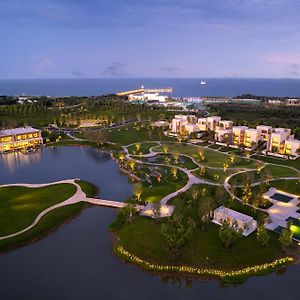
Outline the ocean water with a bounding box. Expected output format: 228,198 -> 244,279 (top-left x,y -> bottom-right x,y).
1,78 -> 300,97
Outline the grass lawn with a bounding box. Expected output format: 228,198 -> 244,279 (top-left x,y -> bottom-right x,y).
252,155 -> 300,170
0,183 -> 77,236
156,143 -> 256,168
52,140 -> 122,151
104,123 -> 173,145
192,167 -> 240,183
229,164 -> 299,185
127,142 -> 159,155
139,153 -> 198,170
75,180 -> 99,197
113,182 -> 279,273
115,216 -> 282,271
137,167 -> 189,203
0,202 -> 88,253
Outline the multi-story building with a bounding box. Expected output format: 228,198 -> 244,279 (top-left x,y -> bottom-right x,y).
269,128 -> 292,153
197,118 -> 208,131
216,120 -> 233,131
256,125 -> 273,149
244,128 -> 259,149
0,127 -> 43,153
232,126 -> 248,146
206,116 -> 221,131
284,139 -> 300,156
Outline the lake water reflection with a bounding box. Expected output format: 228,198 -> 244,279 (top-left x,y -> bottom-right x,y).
0,146 -> 299,300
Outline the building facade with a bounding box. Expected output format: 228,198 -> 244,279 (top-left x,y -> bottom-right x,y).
212,206 -> 257,236
0,127 -> 43,153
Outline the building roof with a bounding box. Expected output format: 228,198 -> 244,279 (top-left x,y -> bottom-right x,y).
214,206 -> 253,222
0,127 -> 40,137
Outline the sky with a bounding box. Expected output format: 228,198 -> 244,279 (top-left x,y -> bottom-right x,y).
1,0 -> 300,79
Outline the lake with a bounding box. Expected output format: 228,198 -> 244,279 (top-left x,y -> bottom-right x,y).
0,146 -> 299,300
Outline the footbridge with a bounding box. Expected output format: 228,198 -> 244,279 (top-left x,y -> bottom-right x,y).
85,197 -> 144,210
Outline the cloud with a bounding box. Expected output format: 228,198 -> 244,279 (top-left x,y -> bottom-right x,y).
262,53 -> 300,77
71,71 -> 84,77
103,62 -> 128,77
160,66 -> 182,73
30,58 -> 53,73
288,64 -> 300,76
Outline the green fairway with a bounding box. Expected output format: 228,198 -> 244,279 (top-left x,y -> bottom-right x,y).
0,183 -> 77,236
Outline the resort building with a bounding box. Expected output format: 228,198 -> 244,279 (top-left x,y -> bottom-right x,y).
169,114 -> 300,157
216,120 -> 233,131
269,128 -> 292,153
206,116 -> 221,131
284,139 -> 300,156
244,128 -> 259,148
171,118 -> 188,134
256,125 -> 273,149
232,126 -> 248,146
212,206 -> 257,236
215,129 -> 232,143
0,127 -> 43,153
197,118 -> 208,131
184,123 -> 200,135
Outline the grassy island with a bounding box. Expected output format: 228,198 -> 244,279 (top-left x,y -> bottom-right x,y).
0,180 -> 98,253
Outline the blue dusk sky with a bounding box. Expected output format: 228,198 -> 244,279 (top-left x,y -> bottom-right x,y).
1,0 -> 300,79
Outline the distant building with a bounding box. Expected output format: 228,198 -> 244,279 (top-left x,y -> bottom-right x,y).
286,99 -> 300,106
0,127 -> 43,153
212,206 -> 257,236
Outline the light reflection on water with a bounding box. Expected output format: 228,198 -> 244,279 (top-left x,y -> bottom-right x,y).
0,150 -> 42,173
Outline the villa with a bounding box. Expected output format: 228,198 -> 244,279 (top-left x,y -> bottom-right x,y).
269,128 -> 292,153
206,116 -> 221,131
284,139 -> 300,156
212,206 -> 257,236
244,128 -> 259,148
232,126 -> 248,146
0,127 -> 43,153
170,114 -> 300,157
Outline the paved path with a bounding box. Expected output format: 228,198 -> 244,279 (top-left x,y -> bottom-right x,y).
0,179 -> 138,240
122,144 -> 222,208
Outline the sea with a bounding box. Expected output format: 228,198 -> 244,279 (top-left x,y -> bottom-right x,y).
1,78 -> 300,98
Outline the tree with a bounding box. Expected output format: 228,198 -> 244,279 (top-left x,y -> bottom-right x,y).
279,221 -> 293,252
161,215 -> 195,259
198,197 -> 212,230
256,225 -> 270,247
241,177 -> 252,205
133,183 -> 143,203
219,220 -> 243,248
120,204 -> 136,224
